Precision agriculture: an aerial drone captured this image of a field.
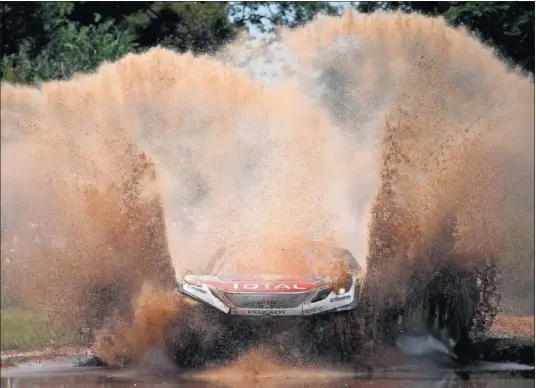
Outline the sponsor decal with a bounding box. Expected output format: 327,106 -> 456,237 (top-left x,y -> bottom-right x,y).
330,294 -> 351,303
247,309 -> 286,316
190,286 -> 207,294
304,306 -> 324,314
198,279 -> 318,292
233,283 -> 308,291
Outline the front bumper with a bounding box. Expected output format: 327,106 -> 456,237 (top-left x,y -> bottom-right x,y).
178,281 -> 360,317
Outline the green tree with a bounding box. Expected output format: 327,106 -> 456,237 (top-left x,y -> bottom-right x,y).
1,2 -> 136,84
228,2 -> 354,34
1,2 -> 237,84
66,2 -> 238,54
2,18 -> 137,84
0,3 -> 69,59
356,2 -> 535,73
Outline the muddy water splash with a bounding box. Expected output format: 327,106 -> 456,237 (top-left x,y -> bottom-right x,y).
221,10 -> 533,335
0,44 -> 357,363
1,9 -> 533,364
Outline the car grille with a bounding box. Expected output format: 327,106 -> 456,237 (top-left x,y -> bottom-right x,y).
222,292 -> 313,309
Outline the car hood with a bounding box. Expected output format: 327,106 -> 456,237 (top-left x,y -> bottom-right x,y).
185,274 -> 324,293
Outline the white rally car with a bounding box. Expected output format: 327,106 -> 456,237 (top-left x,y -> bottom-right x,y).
177,240 -> 364,318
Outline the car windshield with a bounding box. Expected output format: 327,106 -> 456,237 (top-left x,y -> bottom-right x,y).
210,240 -> 347,276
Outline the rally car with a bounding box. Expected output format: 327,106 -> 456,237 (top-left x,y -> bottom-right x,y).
177,240 -> 364,318
166,239 -> 493,368
164,239 -> 365,367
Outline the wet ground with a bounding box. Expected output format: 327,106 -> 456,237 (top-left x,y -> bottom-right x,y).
1,335 -> 534,388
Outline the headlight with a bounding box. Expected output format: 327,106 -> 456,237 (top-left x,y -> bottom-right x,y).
336,287 -> 347,295
332,273 -> 353,294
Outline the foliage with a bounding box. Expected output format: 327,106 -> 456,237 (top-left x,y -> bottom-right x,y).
1,3 -> 138,84
1,2 -> 533,84
356,2 -> 535,73
228,2 -> 353,33
1,2 -> 236,84
68,2 -> 238,53
2,20 -> 137,84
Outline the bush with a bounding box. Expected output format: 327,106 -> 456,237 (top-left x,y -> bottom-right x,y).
2,19 -> 138,85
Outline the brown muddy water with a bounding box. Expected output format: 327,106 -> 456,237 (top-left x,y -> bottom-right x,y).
2,337 -> 534,388
1,359 -> 534,388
